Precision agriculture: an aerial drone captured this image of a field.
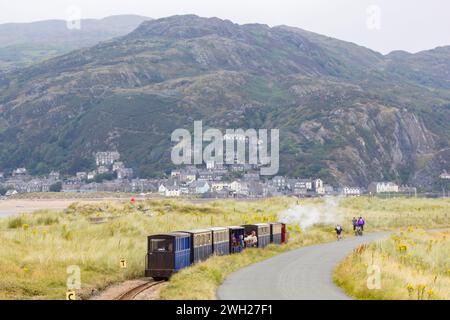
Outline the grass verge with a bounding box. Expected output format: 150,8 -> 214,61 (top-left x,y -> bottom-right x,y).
334,228 -> 450,300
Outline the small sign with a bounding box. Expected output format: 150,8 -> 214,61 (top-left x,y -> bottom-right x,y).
120,259 -> 127,269
66,291 -> 76,300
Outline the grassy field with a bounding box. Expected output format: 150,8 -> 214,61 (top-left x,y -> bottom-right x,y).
334,228 -> 450,300
0,197 -> 299,299
0,196 -> 449,300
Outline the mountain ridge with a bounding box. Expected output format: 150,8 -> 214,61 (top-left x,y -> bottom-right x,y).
0,15 -> 151,71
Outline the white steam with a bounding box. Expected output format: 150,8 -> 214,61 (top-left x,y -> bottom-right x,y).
278,196 -> 343,229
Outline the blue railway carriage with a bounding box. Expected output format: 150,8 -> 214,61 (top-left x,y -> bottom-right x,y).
227,226 -> 245,254
209,227 -> 230,256
180,229 -> 213,263
269,222 -> 283,244
145,232 -> 191,280
242,223 -> 271,248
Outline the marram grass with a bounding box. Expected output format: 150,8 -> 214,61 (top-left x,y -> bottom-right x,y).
0,196 -> 449,299
334,228 -> 450,300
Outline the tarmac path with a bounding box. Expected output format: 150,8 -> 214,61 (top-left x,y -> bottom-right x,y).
218,232 -> 388,300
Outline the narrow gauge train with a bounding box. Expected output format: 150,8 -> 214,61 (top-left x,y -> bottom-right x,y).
145,222 -> 288,280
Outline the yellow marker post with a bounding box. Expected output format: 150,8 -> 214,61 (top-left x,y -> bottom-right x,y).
66,291 -> 76,300
120,259 -> 127,269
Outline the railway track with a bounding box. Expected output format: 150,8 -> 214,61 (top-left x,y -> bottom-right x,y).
116,280 -> 164,300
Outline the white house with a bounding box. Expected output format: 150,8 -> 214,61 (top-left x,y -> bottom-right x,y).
314,178 -> 325,195
87,171 -> 96,180
368,182 -> 399,194
5,189 -> 18,197
95,151 -> 120,166
210,181 -> 230,192
440,172 -> 450,180
230,180 -> 244,193
158,184 -> 167,195
165,186 -> 181,197
342,187 -> 361,196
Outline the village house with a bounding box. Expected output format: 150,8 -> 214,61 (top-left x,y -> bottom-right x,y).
48,171 -> 60,181
95,151 -> 120,166
206,160 -> 216,170
165,185 -> 181,197
5,189 -> 18,197
440,172 -> 450,180
112,162 -> 125,172
171,170 -> 181,178
158,178 -> 180,195
179,185 -> 190,194
180,170 -> 197,183
117,168 -> 133,180
130,179 -> 157,193
80,183 -> 98,193
342,187 -> 361,196
62,179 -> 83,192
158,183 -> 167,195
314,179 -> 325,195
289,179 -> 314,195
247,181 -> 266,198
97,166 -> 110,175
76,172 -> 88,180
197,170 -> 214,181
272,176 -> 287,190
189,180 -> 210,194
210,181 -> 230,192
231,180 -> 249,197
12,168 -> 28,177
368,182 -> 399,194
87,171 -> 96,180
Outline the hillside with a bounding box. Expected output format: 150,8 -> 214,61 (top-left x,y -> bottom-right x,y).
0,15 -> 151,70
0,15 -> 449,188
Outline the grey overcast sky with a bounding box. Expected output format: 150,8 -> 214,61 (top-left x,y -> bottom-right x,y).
0,0 -> 449,54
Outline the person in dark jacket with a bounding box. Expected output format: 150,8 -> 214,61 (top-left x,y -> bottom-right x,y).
352,217 -> 358,231
335,225 -> 344,241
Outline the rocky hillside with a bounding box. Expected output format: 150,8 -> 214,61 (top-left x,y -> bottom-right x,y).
0,15 -> 449,189
0,15 -> 150,70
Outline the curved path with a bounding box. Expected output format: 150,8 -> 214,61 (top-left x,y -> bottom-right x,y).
218,232 -> 388,300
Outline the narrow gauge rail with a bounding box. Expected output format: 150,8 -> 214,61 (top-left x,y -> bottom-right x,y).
115,280 -> 164,300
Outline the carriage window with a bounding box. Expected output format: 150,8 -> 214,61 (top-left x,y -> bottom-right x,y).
150,239 -> 173,253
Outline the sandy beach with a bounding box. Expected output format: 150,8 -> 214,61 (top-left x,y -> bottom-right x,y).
0,198 -> 123,218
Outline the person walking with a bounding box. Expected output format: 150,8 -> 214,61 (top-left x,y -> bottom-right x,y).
335,225 -> 344,241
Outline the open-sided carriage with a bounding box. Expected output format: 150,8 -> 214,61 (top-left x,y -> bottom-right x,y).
227,226 -> 245,253
145,232 -> 191,280
242,223 -> 271,248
